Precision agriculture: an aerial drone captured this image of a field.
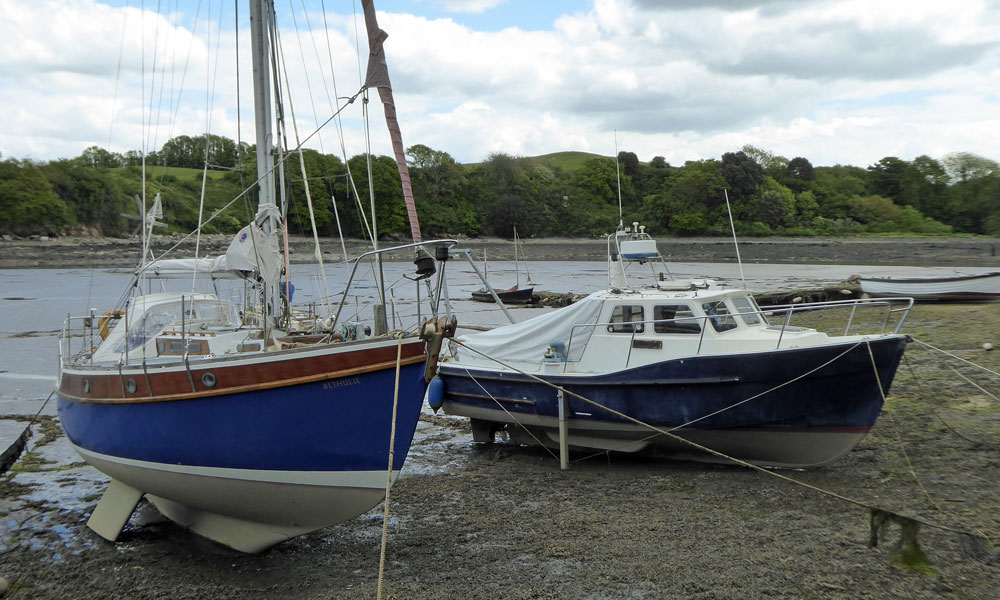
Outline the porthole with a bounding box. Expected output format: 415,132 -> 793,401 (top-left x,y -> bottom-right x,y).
82,379 -> 90,394
201,372 -> 217,388
125,378 -> 137,394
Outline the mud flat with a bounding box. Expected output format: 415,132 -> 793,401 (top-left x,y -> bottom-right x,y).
1,234 -> 999,269
2,302 -> 999,599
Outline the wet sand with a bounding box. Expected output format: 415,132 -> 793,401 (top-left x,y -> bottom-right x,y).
2,234 -> 999,269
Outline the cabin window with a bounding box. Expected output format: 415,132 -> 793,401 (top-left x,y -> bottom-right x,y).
653,304 -> 701,334
607,305 -> 644,333
731,296 -> 763,326
702,301 -> 738,332
155,338 -> 209,356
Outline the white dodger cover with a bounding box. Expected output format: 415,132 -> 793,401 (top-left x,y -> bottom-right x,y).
457,293 -> 605,363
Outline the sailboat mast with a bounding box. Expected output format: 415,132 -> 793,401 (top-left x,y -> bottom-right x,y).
249,0 -> 275,218
248,0 -> 282,326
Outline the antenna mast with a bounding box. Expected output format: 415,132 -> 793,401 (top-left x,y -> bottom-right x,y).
723,189 -> 747,288
614,130 -> 623,230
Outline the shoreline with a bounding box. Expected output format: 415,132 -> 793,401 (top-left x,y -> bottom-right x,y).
1,234 -> 999,269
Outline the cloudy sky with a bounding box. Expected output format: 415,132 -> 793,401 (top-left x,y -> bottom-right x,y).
1,0 -> 998,168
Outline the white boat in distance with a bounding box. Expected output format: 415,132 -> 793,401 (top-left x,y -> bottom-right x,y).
860,272 -> 1000,301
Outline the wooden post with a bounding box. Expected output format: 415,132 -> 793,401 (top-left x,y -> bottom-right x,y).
557,389 -> 569,471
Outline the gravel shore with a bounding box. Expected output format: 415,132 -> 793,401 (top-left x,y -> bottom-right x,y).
2,234 -> 999,269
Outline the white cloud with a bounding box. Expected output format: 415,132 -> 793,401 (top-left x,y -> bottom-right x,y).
1,0 -> 999,169
434,0 -> 508,13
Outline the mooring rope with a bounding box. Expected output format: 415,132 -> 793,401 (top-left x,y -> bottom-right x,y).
457,339 -> 864,452
448,338 -> 987,543
867,343 -> 995,547
901,355 -> 984,446
943,362 -> 1000,403
865,344 -> 948,516
567,339 -> 868,453
377,334 -> 405,600
912,338 -> 1000,380
461,366 -> 561,461
665,340 -> 865,432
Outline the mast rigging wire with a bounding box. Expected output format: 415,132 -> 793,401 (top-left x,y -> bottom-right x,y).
107,1 -> 130,153
295,0 -> 361,259
193,0 -> 227,290
275,18 -> 334,314
324,0 -> 377,247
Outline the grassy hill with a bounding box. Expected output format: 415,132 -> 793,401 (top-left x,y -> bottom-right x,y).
461,150 -> 611,171
145,165 -> 229,181
529,151 -> 610,170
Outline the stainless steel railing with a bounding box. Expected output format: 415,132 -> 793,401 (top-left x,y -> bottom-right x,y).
556,296 -> 914,372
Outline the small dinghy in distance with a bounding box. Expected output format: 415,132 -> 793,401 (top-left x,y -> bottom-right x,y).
860,272 -> 1000,301
470,285 -> 535,305
470,227 -> 536,305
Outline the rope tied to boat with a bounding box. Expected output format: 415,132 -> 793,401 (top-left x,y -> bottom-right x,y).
911,337 -> 1000,381
864,341 -> 995,566
448,337 -> 993,557
910,337 -> 1000,412
377,332 -> 405,600
460,365 -> 562,461
458,340 -> 871,460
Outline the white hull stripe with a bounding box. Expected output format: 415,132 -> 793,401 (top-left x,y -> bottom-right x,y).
72,443 -> 398,488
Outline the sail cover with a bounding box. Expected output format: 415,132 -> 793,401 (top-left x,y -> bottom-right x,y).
361,0 -> 422,243
142,256 -> 245,280
225,222 -> 282,283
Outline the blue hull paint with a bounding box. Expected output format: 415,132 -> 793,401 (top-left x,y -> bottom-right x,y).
57,363 -> 427,473
439,337 -> 906,432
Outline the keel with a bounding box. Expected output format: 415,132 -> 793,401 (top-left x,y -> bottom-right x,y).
87,478 -> 144,541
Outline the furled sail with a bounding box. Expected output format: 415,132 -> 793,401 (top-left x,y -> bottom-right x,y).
225,222 -> 282,283
361,0 -> 422,243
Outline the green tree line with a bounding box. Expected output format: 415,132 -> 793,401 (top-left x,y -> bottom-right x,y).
2,135 -> 998,239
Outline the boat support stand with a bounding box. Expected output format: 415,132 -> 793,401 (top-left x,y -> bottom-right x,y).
87,478 -> 144,541
557,389 -> 569,471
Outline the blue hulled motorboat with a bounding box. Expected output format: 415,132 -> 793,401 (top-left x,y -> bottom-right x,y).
433,224 -> 913,468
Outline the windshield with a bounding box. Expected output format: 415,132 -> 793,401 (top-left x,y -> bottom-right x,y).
116,299 -> 239,353
731,296 -> 765,326
702,300 -> 738,333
